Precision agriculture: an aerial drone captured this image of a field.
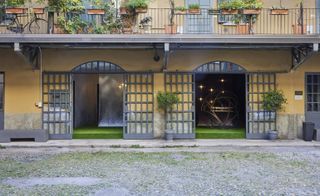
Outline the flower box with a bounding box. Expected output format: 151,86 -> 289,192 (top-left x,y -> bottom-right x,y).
32,8 -> 45,14
188,8 -> 200,14
174,10 -> 187,15
242,9 -> 261,15
87,9 -> 105,15
119,7 -> 129,15
135,8 -> 148,13
5,8 -> 27,14
270,9 -> 289,15
221,9 -> 239,15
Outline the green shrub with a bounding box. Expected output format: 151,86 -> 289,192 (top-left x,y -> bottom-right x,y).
188,3 -> 200,9
1,0 -> 25,7
157,91 -> 179,112
262,90 -> 287,111
126,0 -> 150,9
219,0 -> 245,10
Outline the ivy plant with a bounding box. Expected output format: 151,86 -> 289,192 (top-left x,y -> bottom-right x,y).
262,90 -> 287,112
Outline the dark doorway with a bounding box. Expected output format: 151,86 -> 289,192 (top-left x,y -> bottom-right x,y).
195,74 -> 246,138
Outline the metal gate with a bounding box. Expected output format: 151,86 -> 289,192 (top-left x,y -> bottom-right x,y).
42,72 -> 72,139
165,72 -> 196,139
246,73 -> 276,139
123,73 -> 154,139
305,73 -> 320,128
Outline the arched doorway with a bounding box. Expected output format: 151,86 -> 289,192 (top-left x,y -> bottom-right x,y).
194,61 -> 247,139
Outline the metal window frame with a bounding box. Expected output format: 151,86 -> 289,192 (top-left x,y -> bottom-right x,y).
305,72 -> 320,112
0,72 -> 4,130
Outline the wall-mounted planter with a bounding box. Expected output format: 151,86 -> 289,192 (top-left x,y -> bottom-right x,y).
270,9 -> 289,15
242,9 -> 261,15
174,10 -> 187,15
221,9 -> 239,15
188,9 -> 200,14
5,7 -> 27,14
32,8 -> 45,14
119,7 -> 129,15
87,9 -> 105,15
135,8 -> 148,13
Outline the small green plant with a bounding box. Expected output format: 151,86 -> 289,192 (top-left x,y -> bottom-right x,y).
188,3 -> 200,10
174,6 -> 187,11
262,90 -> 287,112
126,0 -> 150,9
243,0 -> 263,9
219,0 -> 244,10
157,91 -> 179,112
57,15 -> 87,34
89,0 -> 107,9
1,0 -> 25,7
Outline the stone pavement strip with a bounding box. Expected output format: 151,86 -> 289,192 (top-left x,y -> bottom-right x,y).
1,139 -> 320,148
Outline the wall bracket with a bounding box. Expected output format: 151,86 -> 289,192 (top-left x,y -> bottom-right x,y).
291,45 -> 315,71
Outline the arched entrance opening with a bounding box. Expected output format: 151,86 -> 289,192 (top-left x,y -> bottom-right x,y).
71,61 -> 126,139
194,61 -> 247,139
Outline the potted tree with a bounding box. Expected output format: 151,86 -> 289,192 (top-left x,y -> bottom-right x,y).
292,1 -> 307,34
139,16 -> 152,33
157,91 -> 179,141
87,0 -> 106,15
270,0 -> 289,15
188,3 -> 200,14
174,6 -> 187,15
219,0 -> 244,15
3,0 -> 27,14
164,0 -> 177,34
242,0 -> 263,15
127,0 -> 150,14
262,90 -> 287,140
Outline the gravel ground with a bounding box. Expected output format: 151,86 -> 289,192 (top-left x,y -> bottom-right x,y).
0,147 -> 320,196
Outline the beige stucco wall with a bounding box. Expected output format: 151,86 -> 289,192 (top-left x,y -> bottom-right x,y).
0,48 -> 319,139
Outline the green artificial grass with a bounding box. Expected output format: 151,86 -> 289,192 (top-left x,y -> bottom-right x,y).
73,127 -> 123,139
196,127 -> 245,139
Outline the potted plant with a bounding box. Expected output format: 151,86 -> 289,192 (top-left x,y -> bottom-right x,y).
140,16 -> 152,33
233,15 -> 249,34
292,1 -> 307,34
2,0 -> 27,14
87,0 -> 106,15
174,6 -> 187,15
164,0 -> 177,34
157,91 -> 179,141
242,0 -> 263,15
127,0 -> 150,14
270,0 -> 289,15
188,3 -> 200,14
119,0 -> 129,15
262,90 -> 287,140
219,0 -> 243,15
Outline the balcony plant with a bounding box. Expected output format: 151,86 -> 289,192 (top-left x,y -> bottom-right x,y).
242,0 -> 263,15
119,0 -> 129,15
127,0 -> 150,14
270,0 -> 289,15
2,0 -> 27,14
139,16 -> 152,33
164,0 -> 177,34
232,15 -> 249,34
174,6 -> 187,15
157,91 -> 179,140
292,1 -> 306,34
87,0 -> 106,15
262,90 -> 287,140
188,3 -> 200,14
219,0 -> 244,15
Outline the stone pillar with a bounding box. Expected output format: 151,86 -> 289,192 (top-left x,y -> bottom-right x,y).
153,73 -> 165,138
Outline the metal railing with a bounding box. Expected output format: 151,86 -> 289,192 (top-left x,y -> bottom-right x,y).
0,8 -> 319,35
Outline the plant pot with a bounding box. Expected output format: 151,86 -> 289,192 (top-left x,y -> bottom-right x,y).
303,122 -> 315,141
143,24 -> 152,34
164,24 -> 177,34
221,9 -> 239,15
188,9 -> 200,14
165,130 -> 174,141
5,8 -> 27,14
54,24 -> 64,34
174,10 -> 187,15
267,130 -> 278,140
270,9 -> 289,15
236,24 -> 249,34
292,24 -> 307,34
32,8 -> 45,14
87,9 -> 105,15
119,7 -> 129,15
242,9 -> 261,15
123,27 -> 133,34
135,7 -> 148,13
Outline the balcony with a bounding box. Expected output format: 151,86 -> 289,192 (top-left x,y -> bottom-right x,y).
0,7 -> 319,36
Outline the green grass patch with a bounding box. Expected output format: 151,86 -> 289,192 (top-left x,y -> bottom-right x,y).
0,145 -> 5,149
73,127 -> 123,139
196,127 -> 245,139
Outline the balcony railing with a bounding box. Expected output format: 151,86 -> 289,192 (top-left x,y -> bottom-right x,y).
0,8 -> 319,35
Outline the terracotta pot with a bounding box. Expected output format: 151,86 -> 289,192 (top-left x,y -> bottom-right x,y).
123,27 -> 133,34
188,9 -> 200,14
242,9 -> 261,15
174,10 -> 187,15
221,9 -> 239,15
5,8 -> 27,14
164,24 -> 177,34
135,8 -> 148,13
236,24 -> 249,34
32,8 -> 45,14
54,24 -> 64,34
292,24 -> 307,34
87,9 -> 105,15
119,7 -> 129,15
270,9 -> 289,15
